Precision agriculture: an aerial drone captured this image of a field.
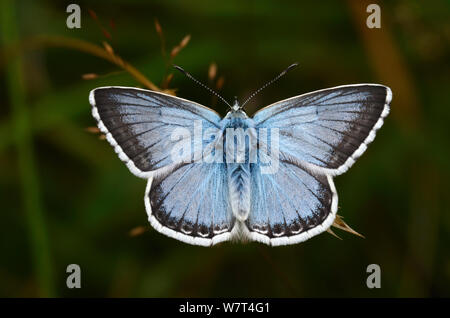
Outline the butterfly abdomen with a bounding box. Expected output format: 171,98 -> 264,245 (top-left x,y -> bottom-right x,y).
227,163 -> 251,221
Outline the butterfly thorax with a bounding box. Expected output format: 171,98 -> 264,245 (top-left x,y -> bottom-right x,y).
222,112 -> 254,222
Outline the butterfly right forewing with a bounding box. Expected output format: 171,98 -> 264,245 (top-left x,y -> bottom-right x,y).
253,84 -> 391,175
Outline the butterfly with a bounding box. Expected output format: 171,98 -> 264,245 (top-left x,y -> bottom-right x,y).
89,65 -> 391,246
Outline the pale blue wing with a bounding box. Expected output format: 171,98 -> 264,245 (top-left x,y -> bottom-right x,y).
253,84 -> 391,175
145,161 -> 234,246
89,86 -> 221,178
246,155 -> 337,246
90,87 -> 233,245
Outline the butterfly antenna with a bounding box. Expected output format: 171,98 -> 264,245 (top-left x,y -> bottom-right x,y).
241,63 -> 299,108
173,65 -> 232,108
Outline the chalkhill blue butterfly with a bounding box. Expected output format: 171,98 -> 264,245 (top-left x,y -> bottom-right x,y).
89,64 -> 391,246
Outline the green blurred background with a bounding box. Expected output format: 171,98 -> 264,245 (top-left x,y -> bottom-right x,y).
1,0 -> 449,297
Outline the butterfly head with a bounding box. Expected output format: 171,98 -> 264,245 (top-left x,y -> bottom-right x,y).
231,96 -> 242,112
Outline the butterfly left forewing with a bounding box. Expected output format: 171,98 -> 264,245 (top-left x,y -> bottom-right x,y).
90,86 -> 222,178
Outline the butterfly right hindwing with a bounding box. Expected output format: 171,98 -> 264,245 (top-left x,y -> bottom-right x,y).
246,150 -> 337,246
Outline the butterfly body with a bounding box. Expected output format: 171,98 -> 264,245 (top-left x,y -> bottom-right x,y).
222,110 -> 252,221
89,83 -> 391,246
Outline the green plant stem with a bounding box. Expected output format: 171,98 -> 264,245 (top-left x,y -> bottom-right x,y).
0,0 -> 55,297
2,35 -> 172,94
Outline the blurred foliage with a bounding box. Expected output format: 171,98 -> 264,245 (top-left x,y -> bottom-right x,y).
0,0 -> 449,297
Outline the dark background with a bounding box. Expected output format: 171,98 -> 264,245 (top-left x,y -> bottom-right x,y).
0,0 -> 449,297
